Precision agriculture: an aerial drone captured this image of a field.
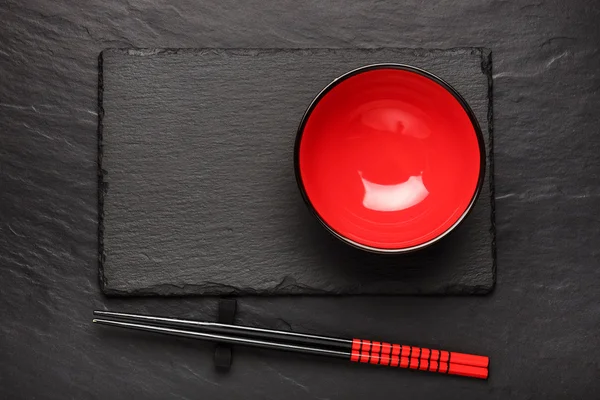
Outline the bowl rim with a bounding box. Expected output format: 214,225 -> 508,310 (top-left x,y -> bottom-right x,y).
294,63 -> 487,254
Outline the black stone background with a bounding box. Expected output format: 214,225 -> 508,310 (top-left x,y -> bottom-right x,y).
100,48 -> 495,296
1,1 -> 599,398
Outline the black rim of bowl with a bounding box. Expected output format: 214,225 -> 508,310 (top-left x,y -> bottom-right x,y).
293,63 -> 487,254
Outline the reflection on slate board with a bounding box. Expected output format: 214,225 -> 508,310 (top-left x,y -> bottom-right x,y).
99,48 -> 495,296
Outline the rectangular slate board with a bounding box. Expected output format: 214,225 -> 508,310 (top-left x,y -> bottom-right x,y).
99,48 -> 495,296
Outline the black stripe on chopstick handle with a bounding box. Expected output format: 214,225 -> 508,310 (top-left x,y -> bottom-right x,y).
349,339 -> 488,379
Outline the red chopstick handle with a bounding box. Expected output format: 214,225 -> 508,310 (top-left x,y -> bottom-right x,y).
350,339 -> 489,379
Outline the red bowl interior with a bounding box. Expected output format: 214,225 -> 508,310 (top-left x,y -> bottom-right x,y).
297,66 -> 484,251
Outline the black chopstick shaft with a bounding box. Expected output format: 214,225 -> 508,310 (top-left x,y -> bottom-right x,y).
93,318 -> 349,359
93,310 -> 352,351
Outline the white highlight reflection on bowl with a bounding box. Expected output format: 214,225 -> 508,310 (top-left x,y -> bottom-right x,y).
360,172 -> 429,212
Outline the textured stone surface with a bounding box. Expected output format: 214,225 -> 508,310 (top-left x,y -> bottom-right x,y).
1,0 -> 600,399
100,48 -> 495,296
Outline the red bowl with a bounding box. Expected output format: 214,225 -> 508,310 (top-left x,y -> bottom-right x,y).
295,64 -> 485,253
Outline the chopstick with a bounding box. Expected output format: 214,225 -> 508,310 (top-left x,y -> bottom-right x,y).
93,311 -> 489,380
94,311 -> 489,368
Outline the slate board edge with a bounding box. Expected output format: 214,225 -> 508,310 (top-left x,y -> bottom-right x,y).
481,48 -> 498,293
97,50 -> 108,293
97,47 -> 496,297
